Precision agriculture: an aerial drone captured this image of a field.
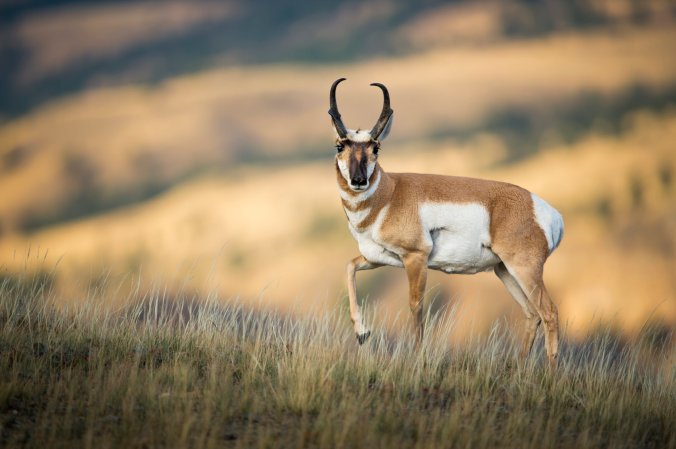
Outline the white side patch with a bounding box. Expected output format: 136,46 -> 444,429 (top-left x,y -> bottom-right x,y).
531,193 -> 564,252
419,202 -> 499,274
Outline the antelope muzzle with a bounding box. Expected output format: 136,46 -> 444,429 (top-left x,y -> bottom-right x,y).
349,152 -> 368,189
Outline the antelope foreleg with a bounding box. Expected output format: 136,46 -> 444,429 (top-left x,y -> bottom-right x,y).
347,255 -> 380,345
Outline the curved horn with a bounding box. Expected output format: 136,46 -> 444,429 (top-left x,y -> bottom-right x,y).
328,78 -> 348,139
370,82 -> 393,140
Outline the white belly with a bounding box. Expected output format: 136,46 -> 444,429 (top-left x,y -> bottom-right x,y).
420,202 -> 500,274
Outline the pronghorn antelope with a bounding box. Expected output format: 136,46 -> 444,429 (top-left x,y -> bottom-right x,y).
329,78 -> 564,367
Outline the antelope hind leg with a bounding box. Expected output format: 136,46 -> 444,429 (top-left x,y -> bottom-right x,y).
494,263 -> 541,361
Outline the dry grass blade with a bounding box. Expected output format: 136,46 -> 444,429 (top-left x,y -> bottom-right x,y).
0,271 -> 673,448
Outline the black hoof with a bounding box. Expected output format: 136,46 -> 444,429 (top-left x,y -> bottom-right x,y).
356,331 -> 371,345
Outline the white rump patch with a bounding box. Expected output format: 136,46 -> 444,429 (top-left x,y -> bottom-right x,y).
419,202 -> 500,274
531,193 -> 564,252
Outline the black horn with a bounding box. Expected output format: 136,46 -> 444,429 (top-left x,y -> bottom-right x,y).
370,82 -> 393,140
328,78 -> 348,139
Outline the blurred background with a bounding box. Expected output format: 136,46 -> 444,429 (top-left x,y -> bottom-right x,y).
0,0 -> 674,342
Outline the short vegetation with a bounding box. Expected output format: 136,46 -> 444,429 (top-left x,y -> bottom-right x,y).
0,273 -> 674,449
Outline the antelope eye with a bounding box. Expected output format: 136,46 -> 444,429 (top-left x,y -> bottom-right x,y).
373,145 -> 380,155
335,144 -> 344,153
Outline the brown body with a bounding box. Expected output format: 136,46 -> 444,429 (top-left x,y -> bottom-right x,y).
338,164 -> 549,257
329,79 -> 562,367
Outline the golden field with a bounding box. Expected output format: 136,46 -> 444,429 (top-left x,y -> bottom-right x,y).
1,11 -> 675,344
2,106 -> 675,343
2,24 -> 675,228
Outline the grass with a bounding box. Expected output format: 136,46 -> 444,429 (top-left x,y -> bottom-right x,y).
0,272 -> 674,449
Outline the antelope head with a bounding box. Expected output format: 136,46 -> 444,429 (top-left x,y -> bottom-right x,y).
329,78 -> 394,192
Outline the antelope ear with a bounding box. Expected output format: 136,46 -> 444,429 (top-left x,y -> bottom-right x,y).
375,114 -> 393,141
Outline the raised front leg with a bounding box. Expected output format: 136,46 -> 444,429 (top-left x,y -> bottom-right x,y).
347,255 -> 381,345
402,252 -> 429,348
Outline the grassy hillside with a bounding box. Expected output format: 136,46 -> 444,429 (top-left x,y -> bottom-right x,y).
1,24 -> 675,232
0,272 -> 673,448
2,108 -> 674,341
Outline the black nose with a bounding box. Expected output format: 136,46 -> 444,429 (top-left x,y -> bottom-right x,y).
351,176 -> 366,187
